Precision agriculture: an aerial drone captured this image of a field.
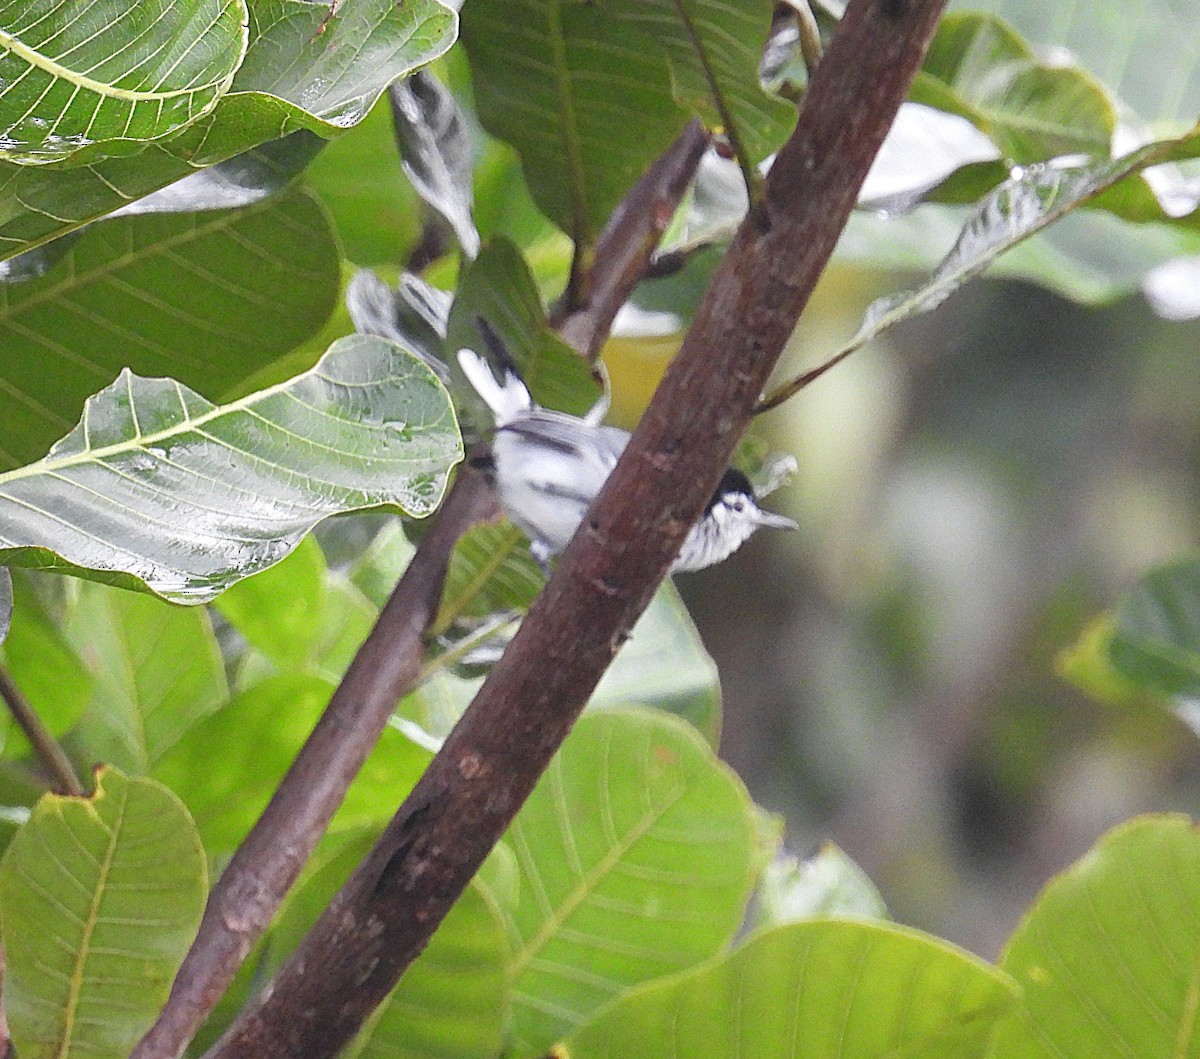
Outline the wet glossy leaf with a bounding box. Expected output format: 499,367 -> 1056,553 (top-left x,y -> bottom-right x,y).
567,920 -> 1016,1059
1108,559 -> 1200,699
65,581 -> 226,774
501,709 -> 757,1055
461,0 -> 688,244
0,0 -> 247,165
913,12 -> 1115,162
390,71 -> 480,257
0,767 -> 207,1059
602,0 -> 796,167
755,845 -> 888,928
0,187 -> 341,471
0,334 -> 462,604
990,815 -> 1200,1059
446,237 -> 602,421
0,0 -> 456,261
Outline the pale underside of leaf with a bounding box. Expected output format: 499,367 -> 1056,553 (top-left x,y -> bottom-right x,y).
0,334 -> 462,603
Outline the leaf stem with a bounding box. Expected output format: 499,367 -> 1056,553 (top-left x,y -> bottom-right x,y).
0,665 -> 84,797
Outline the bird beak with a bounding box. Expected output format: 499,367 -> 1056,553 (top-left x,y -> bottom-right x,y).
753,509 -> 798,531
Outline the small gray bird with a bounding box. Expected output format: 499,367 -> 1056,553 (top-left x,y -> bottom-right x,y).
457,324 -> 796,571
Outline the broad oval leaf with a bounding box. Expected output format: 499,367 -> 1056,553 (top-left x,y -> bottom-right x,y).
501,708 -> 757,1055
0,0 -> 247,165
0,333 -> 463,603
0,0 -> 457,262
65,581 -> 227,774
601,0 -> 796,168
990,815 -> 1200,1059
0,767 -> 207,1059
1109,559 -> 1200,699
0,186 -> 341,471
913,12 -> 1116,163
461,0 -> 688,245
232,0 -> 457,134
567,919 -> 1016,1059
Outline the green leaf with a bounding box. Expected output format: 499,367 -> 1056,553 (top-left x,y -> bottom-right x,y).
602,0 -> 796,167
461,0 -> 688,245
268,833 -> 510,1059
446,236 -> 602,418
963,0 -> 1200,128
591,583 -> 722,745
755,844 -> 889,928
433,520 -> 543,636
65,581 -> 226,774
0,0 -> 247,165
501,708 -> 757,1055
568,920 -> 1017,1058
0,571 -> 91,760
1056,614 -> 1162,710
990,814 -> 1200,1059
1109,559 -> 1200,699
0,187 -> 341,471
152,674 -> 430,853
0,767 -> 207,1059
233,0 -> 456,134
914,12 -> 1116,163
761,129 -> 1200,411
0,334 -> 463,604
215,534 -> 329,673
347,517 -> 416,610
0,0 -> 457,261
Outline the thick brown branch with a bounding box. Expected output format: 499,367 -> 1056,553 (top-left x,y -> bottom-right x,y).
0,666 -> 83,797
553,120 -> 710,359
204,2 -> 947,1056
131,467 -> 497,1059
138,78 -> 710,1059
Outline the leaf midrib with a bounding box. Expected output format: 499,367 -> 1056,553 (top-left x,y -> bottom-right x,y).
56,787 -> 127,1059
0,27 -> 224,104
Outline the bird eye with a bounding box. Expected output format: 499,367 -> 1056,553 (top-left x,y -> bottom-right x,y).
731,498 -> 746,513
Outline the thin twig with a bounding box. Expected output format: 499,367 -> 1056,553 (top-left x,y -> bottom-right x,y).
130,466 -> 497,1059
0,666 -> 83,797
204,3 -> 947,1056
552,120 -> 710,360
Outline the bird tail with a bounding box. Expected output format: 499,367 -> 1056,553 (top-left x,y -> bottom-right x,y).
456,338 -> 532,427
